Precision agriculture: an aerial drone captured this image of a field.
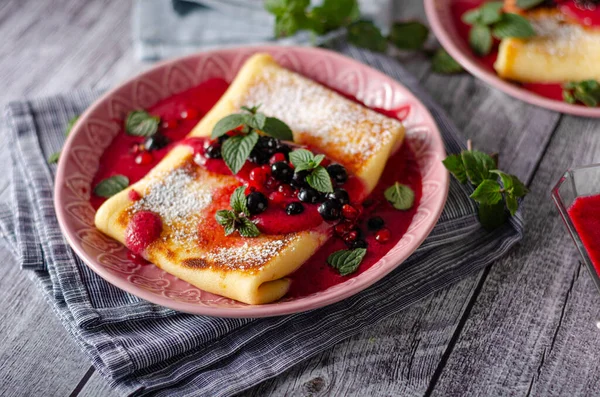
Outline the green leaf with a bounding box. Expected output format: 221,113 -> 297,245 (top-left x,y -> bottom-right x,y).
327,248 -> 367,276
478,200 -> 507,231
211,113 -> 247,139
347,20 -> 388,53
215,210 -> 237,236
492,13 -> 535,39
289,149 -> 314,168
241,105 -> 261,114
469,24 -> 493,56
510,175 -> 529,198
462,9 -> 481,25
461,150 -> 496,185
506,194 -> 518,216
311,0 -> 359,32
563,90 -> 576,104
388,21 -> 429,51
248,113 -> 267,130
238,217 -> 261,238
480,2 -> 504,25
264,0 -> 287,15
94,175 -> 129,198
48,151 -> 60,164
230,186 -> 249,216
125,110 -> 160,137
275,12 -> 306,38
431,48 -> 464,74
221,130 -> 260,174
442,154 -> 468,184
574,91 -> 598,107
384,182 -> 415,210
65,115 -> 79,137
516,0 -> 546,10
262,117 -> 294,141
306,166 -> 333,193
580,80 -> 600,92
470,179 -> 503,204
313,154 -> 325,167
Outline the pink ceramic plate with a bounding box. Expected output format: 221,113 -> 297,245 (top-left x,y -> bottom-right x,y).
425,0 -> 600,118
54,46 -> 449,317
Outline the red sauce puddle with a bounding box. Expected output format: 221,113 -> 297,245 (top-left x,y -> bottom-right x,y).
91,77 -> 422,299
567,195 -> 600,273
451,0 -> 600,103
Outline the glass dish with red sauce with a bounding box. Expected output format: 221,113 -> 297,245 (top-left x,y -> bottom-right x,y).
553,164 -> 600,293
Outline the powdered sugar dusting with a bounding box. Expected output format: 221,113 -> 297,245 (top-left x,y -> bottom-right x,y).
206,237 -> 293,270
235,64 -> 402,170
529,12 -> 589,56
132,166 -> 212,246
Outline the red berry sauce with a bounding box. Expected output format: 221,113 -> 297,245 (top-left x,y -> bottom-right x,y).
568,194 -> 600,273
90,77 -> 423,299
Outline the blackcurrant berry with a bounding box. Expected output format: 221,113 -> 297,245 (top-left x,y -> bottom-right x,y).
326,188 -> 350,205
271,161 -> 293,183
367,216 -> 385,231
291,170 -> 310,188
246,191 -> 268,215
298,187 -> 322,204
327,164 -> 348,184
351,239 -> 368,249
286,202 -> 304,215
204,143 -> 222,159
318,199 -> 342,221
144,134 -> 170,151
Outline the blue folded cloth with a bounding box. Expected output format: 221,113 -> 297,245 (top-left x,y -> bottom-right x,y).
0,40 -> 524,396
134,0 -> 394,60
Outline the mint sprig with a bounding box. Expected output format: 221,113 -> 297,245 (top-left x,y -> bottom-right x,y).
215,186 -> 260,238
443,145 -> 529,230
125,110 -> 160,137
431,48 -> 464,74
384,182 -> 415,210
462,2 -> 535,56
327,248 -> 367,276
562,80 -> 600,107
211,106 -> 294,174
94,175 -> 129,198
515,0 -> 546,10
289,149 -> 333,193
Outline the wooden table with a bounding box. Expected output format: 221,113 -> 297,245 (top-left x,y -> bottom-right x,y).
2,1 -> 600,396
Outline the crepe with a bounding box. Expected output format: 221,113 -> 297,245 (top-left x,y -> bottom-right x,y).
494,8 -> 600,83
95,53 -> 404,305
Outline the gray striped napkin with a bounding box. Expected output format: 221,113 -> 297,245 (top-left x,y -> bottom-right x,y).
0,43 -> 524,396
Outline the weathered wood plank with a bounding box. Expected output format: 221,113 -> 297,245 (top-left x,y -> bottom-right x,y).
432,116 -> 600,395
0,1 -> 134,396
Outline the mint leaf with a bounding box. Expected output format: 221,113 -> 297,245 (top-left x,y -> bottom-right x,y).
275,12 -> 306,37
222,131 -> 259,174
510,175 -> 528,198
516,0 -> 545,10
574,91 -> 598,107
241,105 -> 261,114
384,182 -> 415,210
313,154 -> 325,167
65,115 -> 79,137
480,2 -> 504,25
442,154 -> 468,184
264,0 -> 288,15
230,186 -> 249,216
469,24 -> 493,56
327,248 -> 367,276
478,201 -> 507,231
94,175 -> 129,198
48,151 -> 60,164
289,149 -> 314,168
431,48 -> 464,74
388,21 -> 429,51
306,166 -> 333,193
238,217 -> 260,238
492,13 -> 535,39
311,0 -> 359,32
470,179 -> 502,204
462,9 -> 481,25
211,113 -> 247,139
461,150 -> 495,185
262,117 -> 293,141
248,113 -> 267,130
125,110 -> 160,137
347,20 -> 388,53
563,90 -> 576,104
